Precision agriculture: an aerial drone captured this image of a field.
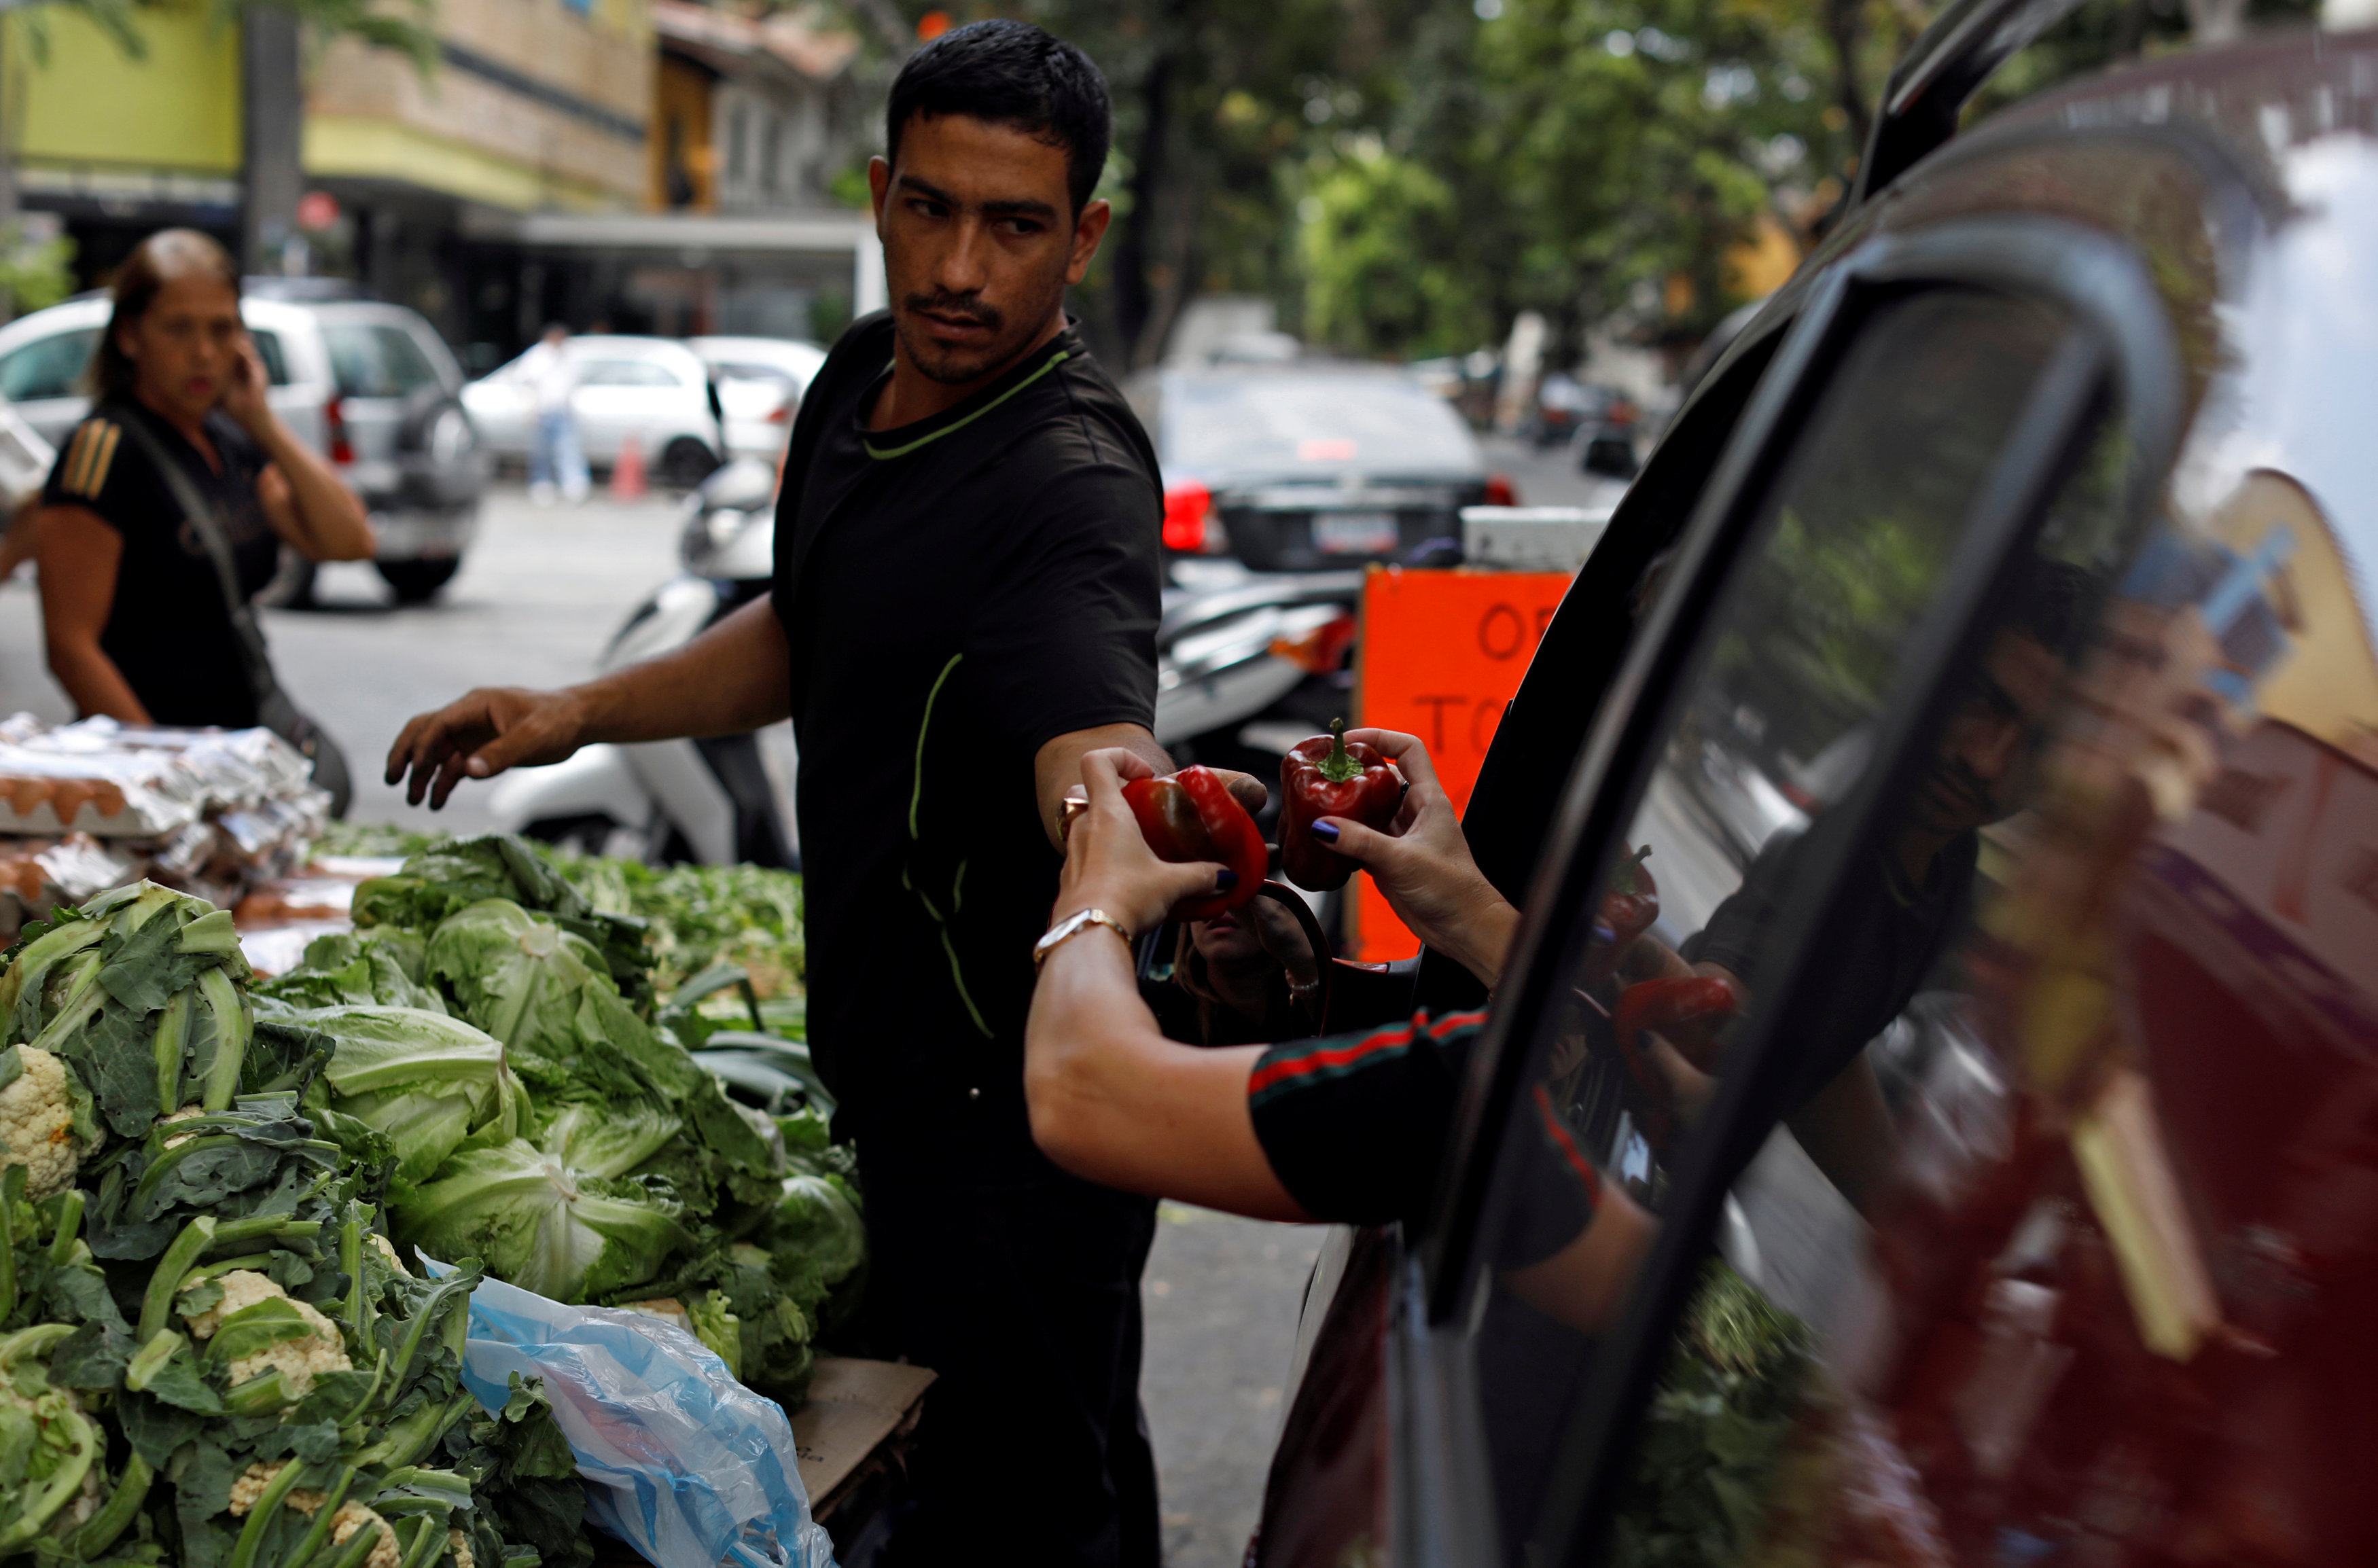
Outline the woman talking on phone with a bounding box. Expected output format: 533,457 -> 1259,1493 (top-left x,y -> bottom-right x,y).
31,228 -> 372,804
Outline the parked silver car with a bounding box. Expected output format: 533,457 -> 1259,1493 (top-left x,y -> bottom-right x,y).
690,336 -> 826,465
463,335 -> 724,488
0,287 -> 486,603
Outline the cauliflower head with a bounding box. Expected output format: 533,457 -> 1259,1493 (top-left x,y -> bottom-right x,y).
0,1046 -> 97,1200
226,1461 -> 328,1518
179,1270 -> 285,1341
329,1503 -> 400,1568
181,1271 -> 351,1400
159,1105 -> 206,1150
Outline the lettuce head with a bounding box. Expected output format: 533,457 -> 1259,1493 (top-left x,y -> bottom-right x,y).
291,1004 -> 521,1186
400,1139 -> 694,1301
255,927 -> 444,1014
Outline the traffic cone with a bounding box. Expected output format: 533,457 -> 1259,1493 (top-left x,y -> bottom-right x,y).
611,434 -> 648,501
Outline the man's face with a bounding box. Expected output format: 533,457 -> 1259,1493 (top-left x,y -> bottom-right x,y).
1910,628 -> 2062,838
870,113 -> 1111,387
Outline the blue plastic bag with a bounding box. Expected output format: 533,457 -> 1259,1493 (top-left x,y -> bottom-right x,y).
425,1262 -> 836,1568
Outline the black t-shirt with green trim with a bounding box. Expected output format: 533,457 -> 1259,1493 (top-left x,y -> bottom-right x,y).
42,400 -> 277,728
770,312 -> 1161,1137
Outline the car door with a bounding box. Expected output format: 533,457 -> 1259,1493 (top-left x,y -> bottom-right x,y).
318,313 -> 451,494
571,356 -> 688,463
0,320 -> 103,446
1260,213 -> 2201,1567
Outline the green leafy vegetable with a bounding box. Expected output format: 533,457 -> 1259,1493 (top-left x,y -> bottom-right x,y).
399,1141 -> 695,1302
1608,1259 -> 1815,1568
280,1006 -> 521,1190
1,883 -> 266,1138
443,1373 -> 591,1568
0,881 -> 595,1568
253,930 -> 445,1016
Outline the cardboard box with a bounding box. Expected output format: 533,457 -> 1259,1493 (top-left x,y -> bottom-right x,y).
794,1356 -> 938,1516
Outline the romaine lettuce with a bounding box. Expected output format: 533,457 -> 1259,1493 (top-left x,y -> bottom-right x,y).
400,1140 -> 694,1301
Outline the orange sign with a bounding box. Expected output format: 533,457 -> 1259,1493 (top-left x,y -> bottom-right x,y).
1349,566 -> 1574,960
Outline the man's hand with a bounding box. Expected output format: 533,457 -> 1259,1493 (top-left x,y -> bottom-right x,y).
1036,721 -> 1265,851
385,687 -> 588,809
1055,748 -> 1235,935
1306,728 -> 1519,986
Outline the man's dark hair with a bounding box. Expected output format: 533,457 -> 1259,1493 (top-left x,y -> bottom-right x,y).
2006,554 -> 2100,662
885,20 -> 1112,217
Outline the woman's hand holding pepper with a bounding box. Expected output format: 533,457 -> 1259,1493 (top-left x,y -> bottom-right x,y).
1307,729 -> 1521,988
1057,749 -> 1240,937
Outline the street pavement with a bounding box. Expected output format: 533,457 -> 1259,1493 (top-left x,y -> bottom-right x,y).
0,482 -> 1333,1568
1480,429 -> 1637,512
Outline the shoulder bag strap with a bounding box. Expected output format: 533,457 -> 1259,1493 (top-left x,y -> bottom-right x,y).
105,408 -> 287,719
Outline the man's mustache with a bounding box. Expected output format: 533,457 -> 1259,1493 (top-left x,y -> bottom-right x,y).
904,292 -> 1003,330
1923,759 -> 1993,817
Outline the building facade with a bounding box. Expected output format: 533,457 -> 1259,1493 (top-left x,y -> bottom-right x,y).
2,0 -> 879,366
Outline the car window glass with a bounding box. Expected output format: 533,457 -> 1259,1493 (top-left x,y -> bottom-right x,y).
578,359 -> 679,388
247,329 -> 292,387
0,328 -> 99,402
1159,371 -> 1480,478
1582,442 -> 2378,1566
323,323 -> 442,398
1450,286 -> 2123,1565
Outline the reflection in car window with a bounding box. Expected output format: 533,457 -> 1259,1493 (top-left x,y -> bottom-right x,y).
323,323 -> 442,398
1455,287 -> 2123,1564
1650,462 -> 2378,1565
0,328 -> 100,402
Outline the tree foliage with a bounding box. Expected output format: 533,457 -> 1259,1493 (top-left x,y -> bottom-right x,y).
828,0 -> 2286,365
1297,143 -> 1489,358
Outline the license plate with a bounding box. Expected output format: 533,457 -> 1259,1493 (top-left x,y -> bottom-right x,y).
1312,511 -> 1398,554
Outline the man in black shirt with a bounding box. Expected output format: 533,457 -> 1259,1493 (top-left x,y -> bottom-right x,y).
390,22 -> 1218,1564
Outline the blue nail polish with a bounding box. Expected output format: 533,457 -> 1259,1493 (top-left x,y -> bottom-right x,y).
1311,820 -> 1341,843
1216,868 -> 1240,890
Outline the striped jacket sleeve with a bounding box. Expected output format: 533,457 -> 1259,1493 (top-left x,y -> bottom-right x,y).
48,416 -> 125,504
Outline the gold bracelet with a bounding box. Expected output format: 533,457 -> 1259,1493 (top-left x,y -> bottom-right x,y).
1033,907 -> 1133,968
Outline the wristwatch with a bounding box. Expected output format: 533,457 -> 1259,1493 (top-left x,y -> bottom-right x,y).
1033,908 -> 1133,968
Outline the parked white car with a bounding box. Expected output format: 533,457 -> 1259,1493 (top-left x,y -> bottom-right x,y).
0,287 -> 486,603
0,401 -> 56,522
464,335 -> 724,487
689,336 -> 826,464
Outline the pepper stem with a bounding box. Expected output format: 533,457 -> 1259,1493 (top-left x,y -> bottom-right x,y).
1315,718 -> 1364,784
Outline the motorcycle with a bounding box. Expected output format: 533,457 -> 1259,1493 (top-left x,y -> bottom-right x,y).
488,457 -> 798,868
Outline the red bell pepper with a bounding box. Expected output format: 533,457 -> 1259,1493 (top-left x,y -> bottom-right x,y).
1612,974 -> 1741,1069
1121,764 -> 1268,922
1278,720 -> 1407,893
1582,845 -> 1658,985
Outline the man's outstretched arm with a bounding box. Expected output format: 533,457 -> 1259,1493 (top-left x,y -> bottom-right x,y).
385,596 -> 795,808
